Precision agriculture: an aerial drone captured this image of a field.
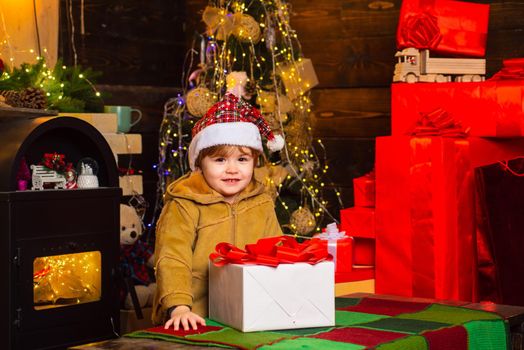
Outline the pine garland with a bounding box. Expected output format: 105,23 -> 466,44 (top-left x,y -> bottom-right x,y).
0,58 -> 105,112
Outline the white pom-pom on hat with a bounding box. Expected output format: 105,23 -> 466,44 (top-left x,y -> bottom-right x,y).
267,133 -> 285,153
226,71 -> 249,98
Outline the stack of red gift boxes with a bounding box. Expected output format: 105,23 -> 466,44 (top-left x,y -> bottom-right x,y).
373,0 -> 524,302
322,172 -> 376,284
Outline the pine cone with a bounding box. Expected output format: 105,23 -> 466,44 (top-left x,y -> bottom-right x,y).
0,88 -> 48,109
0,90 -> 23,107
20,87 -> 48,109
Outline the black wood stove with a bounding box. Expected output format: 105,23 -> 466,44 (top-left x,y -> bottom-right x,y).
0,113 -> 121,349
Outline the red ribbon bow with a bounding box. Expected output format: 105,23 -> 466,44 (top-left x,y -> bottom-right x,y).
400,12 -> 442,50
209,236 -> 331,267
408,108 -> 468,138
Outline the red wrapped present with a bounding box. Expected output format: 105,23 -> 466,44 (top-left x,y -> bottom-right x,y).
396,0 -> 489,57
353,172 -> 375,207
317,224 -> 375,282
353,237 -> 375,267
335,266 -> 375,284
392,80 -> 524,137
317,224 -> 353,275
375,136 -> 524,302
340,207 -> 375,239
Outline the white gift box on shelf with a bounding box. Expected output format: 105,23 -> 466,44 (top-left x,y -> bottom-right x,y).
208,261 -> 335,332
103,133 -> 142,154
119,175 -> 143,195
59,113 -> 118,133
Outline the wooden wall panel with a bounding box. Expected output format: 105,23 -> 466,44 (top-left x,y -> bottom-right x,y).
315,138 -> 376,208
59,0 -> 187,86
311,88 -> 390,138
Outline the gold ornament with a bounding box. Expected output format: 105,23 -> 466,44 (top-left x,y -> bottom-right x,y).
233,13 -> 261,43
186,87 -> 216,117
284,114 -> 313,152
289,207 -> 316,236
203,7 -> 261,43
203,6 -> 234,41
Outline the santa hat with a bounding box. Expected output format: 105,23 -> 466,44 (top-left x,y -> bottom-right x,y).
188,91 -> 285,170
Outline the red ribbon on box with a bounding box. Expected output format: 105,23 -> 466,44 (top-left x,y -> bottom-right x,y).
408,108 -> 468,137
490,58 -> 524,81
391,82 -> 524,138
396,0 -> 489,57
209,236 -> 331,267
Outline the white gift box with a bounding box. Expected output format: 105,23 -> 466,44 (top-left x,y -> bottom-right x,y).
208,261 -> 335,332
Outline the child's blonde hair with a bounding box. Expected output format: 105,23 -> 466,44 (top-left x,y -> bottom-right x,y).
194,145 -> 261,169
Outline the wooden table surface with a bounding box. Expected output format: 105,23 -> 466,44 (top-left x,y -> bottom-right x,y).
70,293 -> 524,350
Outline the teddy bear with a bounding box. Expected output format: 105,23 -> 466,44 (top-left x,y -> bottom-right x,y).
119,204 -> 156,311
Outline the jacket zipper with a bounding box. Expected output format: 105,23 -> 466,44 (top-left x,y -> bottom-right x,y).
230,204 -> 237,245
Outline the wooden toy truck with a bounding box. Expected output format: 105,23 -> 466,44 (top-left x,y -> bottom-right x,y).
393,48 -> 486,83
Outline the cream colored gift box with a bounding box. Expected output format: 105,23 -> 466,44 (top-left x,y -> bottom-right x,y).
208,261 -> 335,332
276,58 -> 319,100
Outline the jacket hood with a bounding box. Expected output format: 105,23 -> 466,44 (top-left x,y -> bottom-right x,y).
165,171 -> 266,204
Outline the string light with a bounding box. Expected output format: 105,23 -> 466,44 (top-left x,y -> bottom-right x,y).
33,251 -> 101,309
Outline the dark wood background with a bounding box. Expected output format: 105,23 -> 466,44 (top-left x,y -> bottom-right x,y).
59,0 -> 524,223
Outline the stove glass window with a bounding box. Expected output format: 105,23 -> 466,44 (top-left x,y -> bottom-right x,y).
33,251 -> 102,310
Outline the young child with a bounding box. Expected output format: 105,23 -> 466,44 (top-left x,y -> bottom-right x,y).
152,80 -> 285,331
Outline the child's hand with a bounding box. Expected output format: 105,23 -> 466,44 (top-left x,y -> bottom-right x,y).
164,305 -> 206,331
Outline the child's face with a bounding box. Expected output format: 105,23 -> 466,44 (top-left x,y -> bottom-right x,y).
200,147 -> 255,203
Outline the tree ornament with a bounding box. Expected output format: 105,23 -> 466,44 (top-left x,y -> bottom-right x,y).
203,6 -> 234,41
233,13 -> 262,43
289,207 -> 316,236
284,115 -> 313,153
277,58 -> 319,101
186,87 -> 216,117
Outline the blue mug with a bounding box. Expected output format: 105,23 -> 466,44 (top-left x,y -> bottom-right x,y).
104,105 -> 142,133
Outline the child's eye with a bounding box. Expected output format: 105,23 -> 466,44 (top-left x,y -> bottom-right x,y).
214,157 -> 225,162
239,156 -> 251,162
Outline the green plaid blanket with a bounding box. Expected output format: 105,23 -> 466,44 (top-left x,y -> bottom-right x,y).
126,297 -> 509,349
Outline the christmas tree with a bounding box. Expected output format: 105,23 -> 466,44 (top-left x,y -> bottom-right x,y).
154,0 -> 341,236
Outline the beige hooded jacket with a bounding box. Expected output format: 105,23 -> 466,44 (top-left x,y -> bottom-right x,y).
152,171 -> 282,325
